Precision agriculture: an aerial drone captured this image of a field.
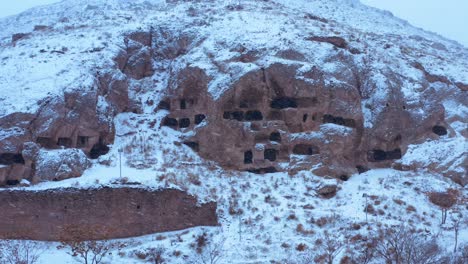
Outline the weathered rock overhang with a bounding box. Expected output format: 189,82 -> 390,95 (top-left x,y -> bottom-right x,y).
0,187 -> 218,241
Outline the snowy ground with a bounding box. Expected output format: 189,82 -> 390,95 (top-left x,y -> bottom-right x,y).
0,0 -> 466,263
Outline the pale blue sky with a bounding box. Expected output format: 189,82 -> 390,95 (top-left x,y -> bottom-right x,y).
0,0 -> 467,46
361,0 -> 468,47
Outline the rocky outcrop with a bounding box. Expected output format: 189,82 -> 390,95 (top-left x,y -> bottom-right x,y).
34,148 -> 90,182
0,188 -> 218,241
159,62 -> 454,179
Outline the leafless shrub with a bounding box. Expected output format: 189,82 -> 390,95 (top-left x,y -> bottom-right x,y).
0,240 -> 43,264
313,231 -> 345,264
60,240 -> 118,264
146,247 -> 166,264
193,234 -> 224,264
374,225 -> 447,264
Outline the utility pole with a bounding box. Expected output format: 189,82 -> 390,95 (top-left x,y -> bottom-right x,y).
119,148 -> 123,178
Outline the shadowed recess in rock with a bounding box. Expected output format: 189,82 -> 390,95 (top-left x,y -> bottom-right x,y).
367,148 -> 402,162
0,153 -> 25,165
89,141 -> 110,159
292,144 -> 319,155
322,114 -> 356,128
270,97 -> 298,109
432,125 -> 447,136
183,141 -> 199,152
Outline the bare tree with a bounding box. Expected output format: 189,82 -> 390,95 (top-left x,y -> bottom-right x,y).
313,231 -> 345,264
374,225 -> 446,264
194,233 -> 224,264
60,240 -> 117,264
0,240 -> 43,264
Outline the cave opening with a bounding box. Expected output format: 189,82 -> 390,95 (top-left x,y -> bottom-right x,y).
180,99 -> 186,109
6,180 -> 20,186
162,117 -> 178,127
194,114 -> 206,125
0,153 -> 25,165
264,149 -> 277,161
157,100 -> 170,110
269,131 -> 281,142
432,125 -> 447,136
245,110 -> 263,121
89,140 -> 110,159
183,141 -> 199,152
270,97 -> 298,109
57,137 -> 73,148
36,137 -> 54,148
244,150 -> 253,164
179,118 -> 190,128
77,136 -> 89,148
303,114 -> 308,122
292,144 -> 319,155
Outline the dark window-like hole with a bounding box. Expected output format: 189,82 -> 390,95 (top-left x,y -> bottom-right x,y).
180,99 -> 186,109
343,119 -> 356,128
0,153 -> 25,165
386,148 -> 402,160
6,180 -> 20,186
356,165 -> 368,174
194,114 -> 206,125
157,100 -> 170,110
368,149 -> 387,162
270,97 -> 298,109
162,117 -> 178,127
231,111 -> 244,121
183,141 -> 199,152
244,150 -> 253,164
89,141 -> 110,159
339,175 -> 350,181
223,111 -> 230,119
57,137 -> 72,148
36,137 -> 53,148
136,205 -> 141,209
303,114 -> 308,122
264,149 -> 277,161
269,131 -> 281,142
76,136 -> 89,148
247,166 -> 277,174
292,144 -> 318,155
432,125 -> 447,136
179,118 -> 190,128
245,110 -> 263,121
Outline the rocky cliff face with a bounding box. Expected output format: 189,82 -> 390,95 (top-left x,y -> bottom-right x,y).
0,0 -> 466,187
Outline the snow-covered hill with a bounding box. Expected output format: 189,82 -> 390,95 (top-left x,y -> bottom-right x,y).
0,0 -> 466,263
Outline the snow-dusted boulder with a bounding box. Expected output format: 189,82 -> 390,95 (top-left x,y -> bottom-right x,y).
33,149 -> 90,182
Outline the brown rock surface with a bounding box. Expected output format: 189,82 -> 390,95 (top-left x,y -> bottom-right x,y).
0,188 -> 218,241
159,62 -> 453,179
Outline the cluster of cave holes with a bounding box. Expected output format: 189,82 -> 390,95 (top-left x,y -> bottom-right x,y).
157,99 -> 195,111
223,110 -> 263,121
162,114 -> 206,129
243,148 -> 277,164
367,148 -> 402,162
35,136 -> 109,159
